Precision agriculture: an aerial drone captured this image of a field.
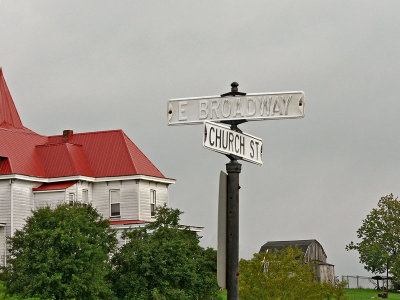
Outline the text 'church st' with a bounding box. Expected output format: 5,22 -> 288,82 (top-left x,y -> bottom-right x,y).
0,69 -> 176,267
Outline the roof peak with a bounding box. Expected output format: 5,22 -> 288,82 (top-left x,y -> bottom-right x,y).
0,69 -> 24,130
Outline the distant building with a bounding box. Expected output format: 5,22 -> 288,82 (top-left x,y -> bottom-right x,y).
0,69 -> 182,267
259,239 -> 335,284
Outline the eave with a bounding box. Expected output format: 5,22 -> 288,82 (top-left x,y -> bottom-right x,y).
0,173 -> 176,185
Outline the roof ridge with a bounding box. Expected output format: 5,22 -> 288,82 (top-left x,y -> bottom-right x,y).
48,129 -> 123,138
120,130 -> 138,174
121,130 -> 165,178
65,143 -> 93,176
0,126 -> 41,136
267,239 -> 316,243
36,142 -> 83,147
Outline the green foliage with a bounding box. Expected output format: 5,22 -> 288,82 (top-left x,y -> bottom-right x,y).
346,194 -> 400,280
109,204 -> 219,300
3,203 -> 117,300
239,247 -> 345,300
0,281 -> 40,300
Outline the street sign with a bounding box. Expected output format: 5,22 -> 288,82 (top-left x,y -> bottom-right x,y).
203,121 -> 263,165
168,82 -> 305,300
168,91 -> 305,125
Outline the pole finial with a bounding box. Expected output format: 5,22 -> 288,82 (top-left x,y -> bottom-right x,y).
231,82 -> 239,93
221,82 -> 246,97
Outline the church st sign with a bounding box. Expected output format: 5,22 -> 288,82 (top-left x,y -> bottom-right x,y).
203,121 -> 263,165
167,91 -> 305,125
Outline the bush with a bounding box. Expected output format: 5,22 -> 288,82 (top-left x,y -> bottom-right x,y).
239,247 -> 346,300
109,204 -> 219,300
3,203 -> 117,299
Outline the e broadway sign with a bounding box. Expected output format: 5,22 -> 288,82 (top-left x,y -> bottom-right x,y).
167,91 -> 305,125
203,121 -> 263,165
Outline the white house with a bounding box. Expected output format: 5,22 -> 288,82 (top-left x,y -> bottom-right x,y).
0,69 -> 177,267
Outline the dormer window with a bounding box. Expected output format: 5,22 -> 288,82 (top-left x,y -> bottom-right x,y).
110,190 -> 120,217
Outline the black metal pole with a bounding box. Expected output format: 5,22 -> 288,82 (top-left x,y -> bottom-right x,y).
221,82 -> 246,300
226,159 -> 241,300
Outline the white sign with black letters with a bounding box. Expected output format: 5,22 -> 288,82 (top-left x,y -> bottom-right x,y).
168,91 -> 305,125
203,121 -> 263,165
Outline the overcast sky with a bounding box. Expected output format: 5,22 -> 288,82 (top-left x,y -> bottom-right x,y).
1,1 -> 400,277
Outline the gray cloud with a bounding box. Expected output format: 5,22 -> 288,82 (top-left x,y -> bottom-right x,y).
1,0 -> 400,277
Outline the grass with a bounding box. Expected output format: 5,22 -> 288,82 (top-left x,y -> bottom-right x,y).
2,283 -> 399,299
345,288 -> 400,299
217,289 -> 400,299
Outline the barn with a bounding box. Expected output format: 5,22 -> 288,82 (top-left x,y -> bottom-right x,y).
259,239 -> 335,284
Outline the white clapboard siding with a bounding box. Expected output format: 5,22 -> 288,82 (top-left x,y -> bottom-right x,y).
77,181 -> 91,203
0,180 -> 11,230
118,180 -> 139,220
12,180 -> 39,232
92,181 -> 115,219
0,226 -> 6,267
34,191 -> 66,209
139,180 -> 169,221
92,180 -> 139,220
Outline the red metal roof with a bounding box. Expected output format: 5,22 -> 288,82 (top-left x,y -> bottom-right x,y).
0,70 -> 166,179
36,143 -> 93,177
0,69 -> 34,133
109,220 -> 148,225
33,181 -> 77,191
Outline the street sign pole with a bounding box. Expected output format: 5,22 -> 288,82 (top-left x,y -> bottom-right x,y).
221,82 -> 245,300
226,159 -> 241,300
167,82 -> 305,300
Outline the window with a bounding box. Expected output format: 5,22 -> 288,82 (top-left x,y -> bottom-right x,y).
110,190 -> 120,217
150,190 -> 156,217
82,190 -> 89,203
68,193 -> 75,206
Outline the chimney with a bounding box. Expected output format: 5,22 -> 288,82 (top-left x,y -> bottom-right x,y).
63,130 -> 73,142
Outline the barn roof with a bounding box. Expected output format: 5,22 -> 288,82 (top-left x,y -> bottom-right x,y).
259,239 -> 327,258
0,70 -> 166,179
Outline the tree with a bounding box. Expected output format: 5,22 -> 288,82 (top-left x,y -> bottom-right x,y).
3,203 -> 117,300
239,247 -> 346,300
346,194 -> 400,294
108,204 -> 219,300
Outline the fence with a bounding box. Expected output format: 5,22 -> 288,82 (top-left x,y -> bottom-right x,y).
341,275 -> 393,290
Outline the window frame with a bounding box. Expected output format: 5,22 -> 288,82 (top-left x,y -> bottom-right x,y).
68,193 -> 75,206
110,189 -> 121,218
150,189 -> 156,217
82,189 -> 89,203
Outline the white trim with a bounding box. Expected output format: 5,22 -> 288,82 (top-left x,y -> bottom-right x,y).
68,193 -> 75,205
150,189 -> 156,217
111,223 -> 149,230
10,179 -> 13,237
137,180 -> 141,220
110,189 -> 121,218
111,224 -> 203,232
33,189 -> 69,193
0,174 -> 176,185
82,189 -> 89,203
